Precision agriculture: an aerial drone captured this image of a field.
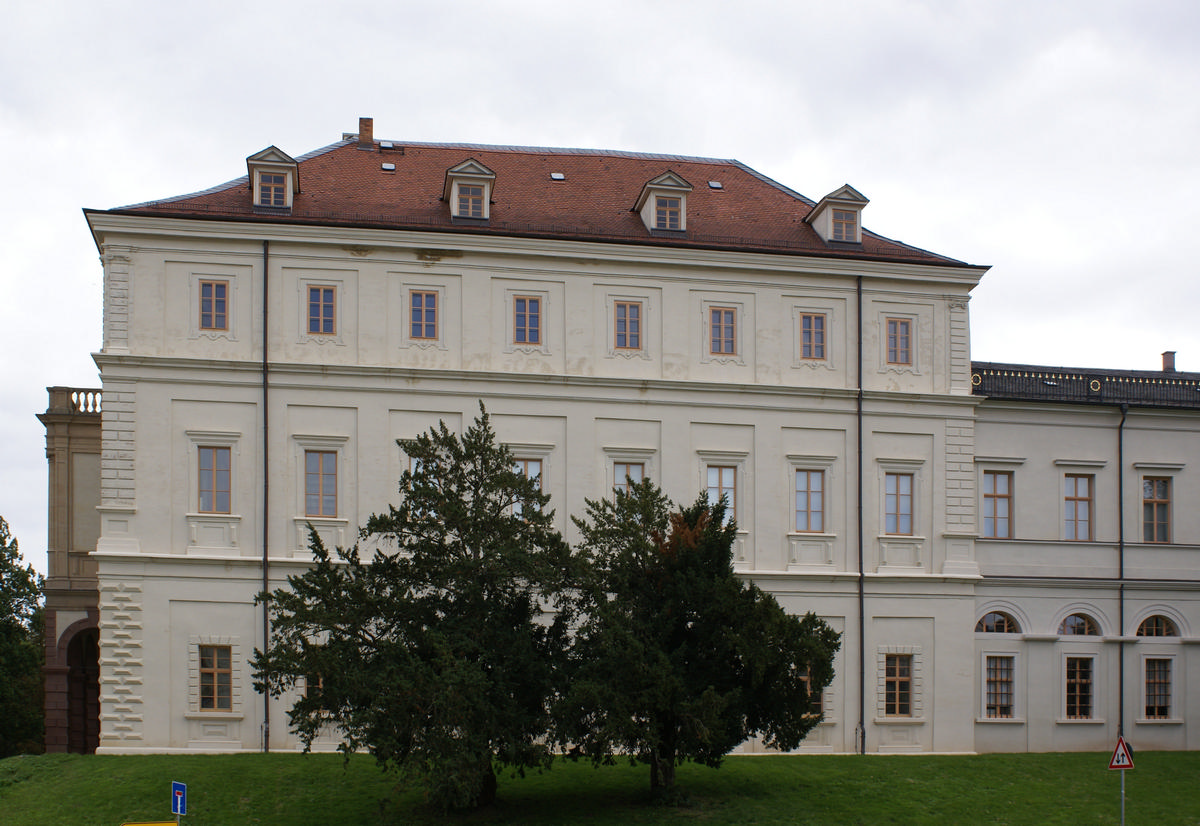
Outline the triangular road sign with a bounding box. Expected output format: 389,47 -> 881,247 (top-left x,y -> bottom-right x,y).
1109,736 -> 1134,770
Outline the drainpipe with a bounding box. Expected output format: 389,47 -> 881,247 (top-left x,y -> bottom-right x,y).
856,275 -> 866,755
261,240 -> 271,752
1117,403 -> 1127,739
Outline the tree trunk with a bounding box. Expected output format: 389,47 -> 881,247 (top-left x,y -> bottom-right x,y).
475,757 -> 498,807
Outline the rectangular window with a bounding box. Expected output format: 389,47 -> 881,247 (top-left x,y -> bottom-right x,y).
1065,656 -> 1093,719
199,280 -> 228,331
800,313 -> 826,360
513,458 -> 542,517
458,184 -> 484,218
199,645 -> 232,711
710,307 -> 736,355
985,655 -> 1014,719
655,196 -> 681,230
982,470 -> 1012,539
198,446 -> 231,514
884,472 -> 913,535
706,465 -> 736,520
886,318 -> 911,365
410,290 -> 438,340
307,286 -> 336,335
1143,477 -> 1170,543
514,296 -> 541,345
1064,474 -> 1093,541
258,172 -> 286,207
885,654 -> 912,716
614,301 -> 642,350
832,209 -> 857,242
799,664 -> 822,714
794,469 -> 824,533
1145,659 -> 1171,719
304,450 -> 337,517
613,462 -> 644,494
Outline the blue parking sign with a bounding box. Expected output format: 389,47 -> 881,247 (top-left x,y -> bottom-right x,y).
171,781 -> 187,816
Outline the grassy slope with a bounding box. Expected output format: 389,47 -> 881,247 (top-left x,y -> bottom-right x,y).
2,751 -> 1198,825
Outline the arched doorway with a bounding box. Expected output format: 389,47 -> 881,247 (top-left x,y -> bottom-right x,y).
65,629 -> 100,753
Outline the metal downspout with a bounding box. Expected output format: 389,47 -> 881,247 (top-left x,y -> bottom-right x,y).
856,275 -> 866,755
261,240 -> 271,752
1117,403 -> 1127,739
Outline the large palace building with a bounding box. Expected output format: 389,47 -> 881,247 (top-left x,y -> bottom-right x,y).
41,118 -> 1200,755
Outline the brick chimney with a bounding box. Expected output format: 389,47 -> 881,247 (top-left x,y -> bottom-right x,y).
1162,350 -> 1176,372
357,117 -> 374,150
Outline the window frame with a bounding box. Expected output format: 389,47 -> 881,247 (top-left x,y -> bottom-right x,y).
800,312 -> 827,360
981,470 -> 1013,539
614,300 -> 642,351
1142,476 -> 1171,543
612,461 -> 645,495
199,644 -> 233,712
512,457 -> 543,518
984,654 -> 1016,719
1059,613 -> 1100,636
885,317 -> 912,365
197,445 -> 232,515
709,306 -> 737,356
794,468 -> 825,533
307,285 -> 337,336
884,471 -> 914,536
256,171 -> 287,208
976,611 -> 1021,634
1064,474 -> 1094,541
655,195 -> 682,230
304,449 -> 338,518
1144,657 -> 1172,720
199,279 -> 229,332
706,464 -> 737,522
831,209 -> 857,242
884,653 -> 913,717
1136,615 -> 1179,637
457,183 -> 485,219
1064,655 -> 1094,720
409,289 -> 439,341
513,295 -> 542,346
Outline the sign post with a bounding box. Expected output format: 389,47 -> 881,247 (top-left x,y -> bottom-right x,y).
170,780 -> 187,823
1108,736 -> 1133,826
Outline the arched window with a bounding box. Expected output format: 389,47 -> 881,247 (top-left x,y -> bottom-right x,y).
1059,613 -> 1099,635
1137,615 -> 1178,637
975,611 -> 1020,633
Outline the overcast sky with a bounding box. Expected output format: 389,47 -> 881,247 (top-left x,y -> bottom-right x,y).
3,0 -> 1199,575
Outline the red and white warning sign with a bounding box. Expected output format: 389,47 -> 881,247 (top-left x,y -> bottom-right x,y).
1109,736 -> 1134,770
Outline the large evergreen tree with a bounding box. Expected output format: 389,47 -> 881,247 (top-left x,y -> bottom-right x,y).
558,480 -> 840,798
253,407 -> 575,810
0,516 -> 44,757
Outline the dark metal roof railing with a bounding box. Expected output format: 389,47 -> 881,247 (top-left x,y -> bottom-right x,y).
972,363 -> 1200,409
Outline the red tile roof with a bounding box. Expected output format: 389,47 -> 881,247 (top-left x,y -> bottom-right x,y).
101,139 -> 967,266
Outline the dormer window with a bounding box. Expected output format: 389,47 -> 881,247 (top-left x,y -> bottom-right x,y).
443,159 -> 496,221
635,172 -> 692,233
246,146 -> 299,212
804,184 -> 868,245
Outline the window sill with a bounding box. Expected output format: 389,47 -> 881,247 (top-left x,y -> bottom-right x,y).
185,711 -> 244,721
975,717 -> 1025,724
874,717 -> 925,725
1055,718 -> 1105,725
1135,718 -> 1183,726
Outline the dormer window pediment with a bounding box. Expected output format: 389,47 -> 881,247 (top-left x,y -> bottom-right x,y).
804,184 -> 868,245
635,171 -> 693,232
246,146 -> 299,211
443,158 -> 496,221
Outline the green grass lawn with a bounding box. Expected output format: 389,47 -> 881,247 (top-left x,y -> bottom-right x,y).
2,750 -> 1198,825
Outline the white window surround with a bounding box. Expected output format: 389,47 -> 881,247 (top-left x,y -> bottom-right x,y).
297,279 -> 345,346
1058,651 -> 1103,724
246,146 -> 299,210
697,449 -> 749,563
876,459 -> 924,570
292,434 -> 350,556
791,305 -> 837,370
189,273 -> 239,341
602,446 -> 656,493
803,184 -> 868,244
1132,606 -> 1190,638
878,311 -> 920,375
1137,652 -> 1181,725
786,454 -> 836,569
634,171 -> 692,232
402,284 -> 447,350
185,634 -> 245,719
977,650 -> 1024,724
504,287 -> 552,355
874,645 -> 924,723
185,430 -> 241,555
700,298 -> 747,366
975,601 -> 1032,635
604,292 -> 654,361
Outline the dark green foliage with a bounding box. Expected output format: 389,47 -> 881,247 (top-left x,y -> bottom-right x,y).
252,407 -> 575,810
0,516 -> 45,757
559,481 -> 840,798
